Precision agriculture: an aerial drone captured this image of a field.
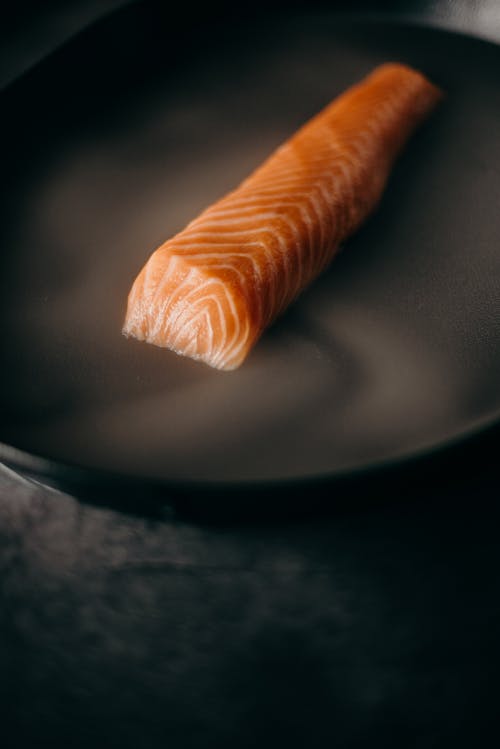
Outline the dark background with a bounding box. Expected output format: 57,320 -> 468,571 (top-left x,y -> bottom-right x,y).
2,2 -> 500,747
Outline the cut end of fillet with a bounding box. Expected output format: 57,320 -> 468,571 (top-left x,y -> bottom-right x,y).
122,249 -> 254,371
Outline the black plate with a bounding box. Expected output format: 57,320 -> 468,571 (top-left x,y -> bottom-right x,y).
1,3 -> 500,486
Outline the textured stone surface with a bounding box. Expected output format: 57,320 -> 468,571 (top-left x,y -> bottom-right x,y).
2,461 -> 500,748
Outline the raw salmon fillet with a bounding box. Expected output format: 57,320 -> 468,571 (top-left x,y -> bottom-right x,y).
123,63 -> 442,370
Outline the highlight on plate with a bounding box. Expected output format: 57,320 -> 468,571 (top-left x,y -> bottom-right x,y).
123,63 -> 442,370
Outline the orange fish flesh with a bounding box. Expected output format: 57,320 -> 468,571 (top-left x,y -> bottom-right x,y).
123,63 -> 442,370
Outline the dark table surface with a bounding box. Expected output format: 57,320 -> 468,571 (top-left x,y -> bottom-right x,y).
2,2 -> 500,747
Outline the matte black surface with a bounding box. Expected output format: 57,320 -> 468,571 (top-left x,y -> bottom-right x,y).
2,463 -> 500,749
2,2 -> 500,484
